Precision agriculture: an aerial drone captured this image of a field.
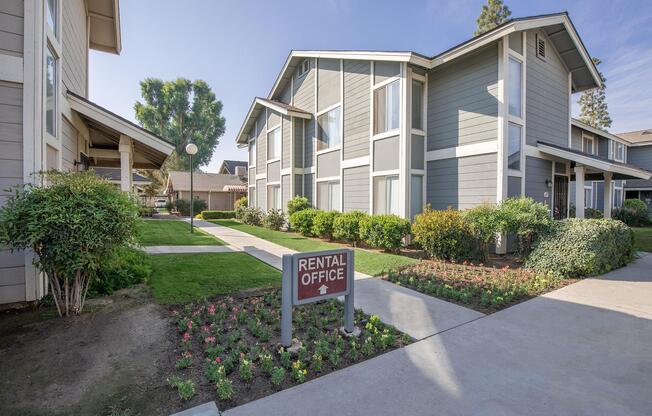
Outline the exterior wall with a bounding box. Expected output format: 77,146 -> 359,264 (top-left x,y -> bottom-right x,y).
507,176 -> 522,198
256,111 -> 266,174
267,160 -> 280,183
293,58 -> 315,168
293,118 -> 303,168
343,60 -> 370,160
342,165 -> 369,212
281,115 -> 291,169
61,117 -> 78,171
303,173 -> 313,205
427,44 -> 499,151
525,29 -> 570,148
373,135 -> 399,171
0,0 -> 24,57
62,0 -> 87,96
316,150 -> 339,178
281,174 -> 291,209
626,145 -> 652,189
524,156 -> 552,207
317,58 -> 340,112
256,179 -> 266,210
426,153 -> 497,210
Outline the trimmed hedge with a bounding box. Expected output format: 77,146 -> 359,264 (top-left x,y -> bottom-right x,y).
413,207 -> 477,261
287,196 -> 311,217
525,218 -> 634,278
171,198 -> 208,216
312,211 -> 340,239
201,210 -> 236,220
289,209 -> 319,236
495,197 -> 552,254
359,214 -> 410,252
333,211 -> 368,245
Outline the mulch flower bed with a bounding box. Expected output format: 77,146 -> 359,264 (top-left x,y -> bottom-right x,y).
386,260 -> 577,313
168,290 -> 411,409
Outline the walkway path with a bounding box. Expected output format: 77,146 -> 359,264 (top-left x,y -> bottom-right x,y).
190,219 -> 484,340
224,254 -> 652,416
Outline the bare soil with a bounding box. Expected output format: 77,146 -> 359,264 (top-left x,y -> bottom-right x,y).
0,285 -> 199,416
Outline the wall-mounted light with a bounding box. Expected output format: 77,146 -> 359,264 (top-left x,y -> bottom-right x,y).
545,179 -> 553,188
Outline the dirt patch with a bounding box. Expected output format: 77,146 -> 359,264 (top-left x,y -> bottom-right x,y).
0,285 -> 192,416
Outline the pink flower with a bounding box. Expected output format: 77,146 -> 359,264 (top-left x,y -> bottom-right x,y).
215,357 -> 222,363
239,352 -> 245,359
201,325 -> 210,333
207,304 -> 216,314
187,320 -> 194,330
182,332 -> 191,342
205,336 -> 216,343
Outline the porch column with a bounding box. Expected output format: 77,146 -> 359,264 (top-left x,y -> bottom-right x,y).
603,172 -> 613,218
574,165 -> 586,218
119,135 -> 133,192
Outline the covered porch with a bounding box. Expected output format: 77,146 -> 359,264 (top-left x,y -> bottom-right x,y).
537,141 -> 652,219
66,91 -> 174,191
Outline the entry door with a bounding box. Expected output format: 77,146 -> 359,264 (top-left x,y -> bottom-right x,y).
553,175 -> 568,220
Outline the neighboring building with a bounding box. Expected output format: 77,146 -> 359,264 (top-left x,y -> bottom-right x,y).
235,11 -> 651,242
93,167 -> 153,188
0,0 -> 174,305
166,171 -> 247,211
218,160 -> 248,177
616,129 -> 652,214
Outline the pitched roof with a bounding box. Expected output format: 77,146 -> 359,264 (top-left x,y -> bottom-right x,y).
219,160 -> 248,174
93,167 -> 151,183
571,118 -> 630,145
616,129 -> 652,146
166,171 -> 246,193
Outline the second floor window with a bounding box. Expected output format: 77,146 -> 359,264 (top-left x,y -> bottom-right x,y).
317,106 -> 341,151
46,0 -> 58,37
249,139 -> 256,166
411,80 -> 424,130
508,57 -> 522,118
507,123 -> 521,171
45,46 -> 57,137
267,127 -> 280,160
582,134 -> 594,155
374,80 -> 400,135
613,141 -> 624,161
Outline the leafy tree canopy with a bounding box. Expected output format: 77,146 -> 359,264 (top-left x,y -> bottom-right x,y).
474,0 -> 511,36
578,58 -> 612,130
134,78 -> 226,171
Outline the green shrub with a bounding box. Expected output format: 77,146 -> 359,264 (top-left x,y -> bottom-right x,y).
138,207 -> 155,217
333,211 -> 368,245
164,200 -> 174,211
613,199 -> 649,226
525,218 -> 634,278
241,206 -> 263,226
412,207 -> 477,261
235,196 -> 248,220
359,214 -> 411,252
89,246 -> 151,297
287,196 -> 311,217
264,209 -> 286,230
172,198 -> 207,216
289,209 -> 319,236
312,211 -> 340,239
462,204 -> 498,260
201,210 -> 236,220
496,197 -> 552,254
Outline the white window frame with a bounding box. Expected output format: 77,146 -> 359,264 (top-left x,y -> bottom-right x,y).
373,78 -> 401,137
42,0 -> 62,172
582,132 -> 595,155
584,185 -> 594,209
249,137 -> 256,168
267,184 -> 281,211
316,179 -> 340,211
410,78 -> 426,134
613,186 -> 623,209
316,103 -> 342,153
506,45 -> 525,177
372,174 -> 400,216
266,125 -> 281,161
297,59 -> 310,79
612,141 -> 625,162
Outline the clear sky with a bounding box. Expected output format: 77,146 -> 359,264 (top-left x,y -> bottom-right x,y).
89,0 -> 652,172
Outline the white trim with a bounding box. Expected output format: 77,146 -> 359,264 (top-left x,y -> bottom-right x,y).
342,156 -> 370,169
427,140 -> 498,162
266,157 -> 281,164
372,129 -> 400,141
399,62 -> 408,218
339,59 -> 344,212
294,166 -> 315,175
315,102 -> 341,117
0,55 -> 23,83
373,75 -> 401,89
281,167 -> 293,175
255,173 -> 267,180
371,169 -> 400,177
496,38 -> 507,204
581,131 -> 595,155
266,122 -> 281,134
571,118 -> 629,145
315,175 -> 340,182
316,146 -> 340,156
369,61 -> 375,214
257,97 -> 311,120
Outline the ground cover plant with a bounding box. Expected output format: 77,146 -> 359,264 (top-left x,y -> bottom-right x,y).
168,291 -> 411,408
387,261 -> 572,313
633,227 -> 652,252
137,219 -> 224,246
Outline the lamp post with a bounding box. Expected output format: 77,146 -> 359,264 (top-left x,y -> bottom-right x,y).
185,143 -> 198,233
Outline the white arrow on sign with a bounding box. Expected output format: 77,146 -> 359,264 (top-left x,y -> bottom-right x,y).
318,284 -> 328,295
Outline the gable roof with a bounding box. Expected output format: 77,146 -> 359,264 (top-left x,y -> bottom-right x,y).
616,129 -> 652,147
571,118 -> 630,145
219,160 -> 248,174
166,171 -> 246,193
235,97 -> 312,145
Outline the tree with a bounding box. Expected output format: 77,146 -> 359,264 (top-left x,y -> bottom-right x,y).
0,171 -> 138,316
578,58 -> 612,130
134,78 -> 226,171
474,0 -> 511,36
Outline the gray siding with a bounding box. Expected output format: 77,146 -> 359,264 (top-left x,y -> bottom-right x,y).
374,62 -> 400,85
411,135 -> 424,170
304,119 -> 315,168
256,179 -> 266,210
61,117 -> 78,171
0,0 -> 24,57
317,58 -> 340,112
62,0 -> 87,96
343,60 -> 370,160
293,118 -> 304,168
625,145 -> 652,189
282,174 -> 291,210
373,135 -> 399,171
267,110 -> 281,129
507,176 -> 522,198
524,156 -> 552,206
279,83 -> 292,104
267,160 -> 280,183
427,44 -> 499,151
256,112 -> 266,174
317,150 -> 339,178
282,115 -> 291,169
294,175 -> 303,199
525,30 -> 570,147
293,58 -> 315,111
343,165 -> 369,213
426,153 -> 497,210
570,125 -> 583,150
304,174 -> 314,204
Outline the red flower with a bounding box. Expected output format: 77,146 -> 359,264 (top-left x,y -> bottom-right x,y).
182,332 -> 191,342
215,357 -> 222,363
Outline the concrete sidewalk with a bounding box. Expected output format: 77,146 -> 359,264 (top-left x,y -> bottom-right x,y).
190,219 -> 483,340
223,254 -> 652,416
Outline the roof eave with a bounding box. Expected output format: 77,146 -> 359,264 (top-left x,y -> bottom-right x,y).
571,118 -> 629,145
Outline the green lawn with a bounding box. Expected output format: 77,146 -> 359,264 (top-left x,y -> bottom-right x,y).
137,219 -> 224,246
148,252 -> 281,303
633,227 -> 652,252
209,219 -> 418,276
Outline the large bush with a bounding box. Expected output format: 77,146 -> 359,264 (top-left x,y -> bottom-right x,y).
333,211 -> 368,246
359,214 -> 411,252
264,209 -> 286,230
613,199 -> 649,226
312,211 -> 340,239
0,171 -> 138,316
172,198 -> 207,216
89,246 -> 151,297
287,196 -> 311,217
289,209 -> 319,236
240,206 -> 263,226
525,218 -> 634,278
412,207 -> 477,261
234,196 -> 248,220
462,204 -> 498,260
496,197 -> 552,254
201,210 -> 236,220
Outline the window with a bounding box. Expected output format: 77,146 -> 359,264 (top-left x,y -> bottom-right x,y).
267,127 -> 280,159
317,181 -> 340,211
411,80 -> 424,130
317,106 -> 341,151
508,58 -> 522,118
374,80 -> 400,135
268,185 -> 281,210
46,0 -> 58,36
297,59 -> 310,78
45,46 -> 57,137
508,123 -> 522,171
584,186 -> 593,209
249,139 -> 256,166
613,141 -> 624,162
410,175 -> 423,220
373,175 -> 399,215
614,188 -> 623,208
536,34 -> 546,60
582,134 -> 594,155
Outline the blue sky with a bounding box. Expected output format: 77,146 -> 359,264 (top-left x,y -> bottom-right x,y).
89,0 -> 652,172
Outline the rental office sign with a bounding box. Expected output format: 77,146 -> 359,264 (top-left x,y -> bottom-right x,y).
281,249 -> 355,346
